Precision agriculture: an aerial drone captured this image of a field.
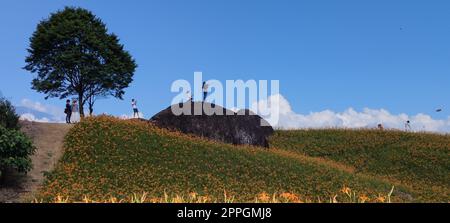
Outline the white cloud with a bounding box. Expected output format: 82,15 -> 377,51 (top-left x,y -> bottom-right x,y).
119,112 -> 145,120
19,113 -> 50,123
21,99 -> 48,113
229,107 -> 240,113
18,99 -> 65,123
252,94 -> 450,133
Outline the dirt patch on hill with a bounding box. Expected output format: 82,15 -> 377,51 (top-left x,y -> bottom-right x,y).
0,121 -> 72,203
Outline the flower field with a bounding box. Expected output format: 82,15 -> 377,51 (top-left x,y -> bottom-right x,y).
270,129 -> 450,202
35,116 -> 448,202
34,186 -> 395,203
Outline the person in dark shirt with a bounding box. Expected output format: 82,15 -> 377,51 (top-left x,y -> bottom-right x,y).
64,99 -> 72,124
377,124 -> 384,130
405,120 -> 412,131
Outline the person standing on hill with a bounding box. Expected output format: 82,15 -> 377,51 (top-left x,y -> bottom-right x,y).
64,99 -> 72,124
405,120 -> 412,132
377,124 -> 384,130
202,81 -> 209,102
71,99 -> 80,123
132,99 -> 139,118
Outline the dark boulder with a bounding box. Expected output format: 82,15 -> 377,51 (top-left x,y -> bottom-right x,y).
150,102 -> 274,148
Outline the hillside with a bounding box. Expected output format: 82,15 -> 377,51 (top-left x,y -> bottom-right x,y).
270,129 -> 450,202
34,116 -> 449,202
0,121 -> 71,202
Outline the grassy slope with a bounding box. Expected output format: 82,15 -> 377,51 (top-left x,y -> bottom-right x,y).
36,117 -> 419,202
270,129 -> 450,202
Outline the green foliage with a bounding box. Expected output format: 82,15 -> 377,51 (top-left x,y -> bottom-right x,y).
24,7 -> 137,116
0,125 -> 35,174
0,97 -> 20,130
37,116 -> 425,202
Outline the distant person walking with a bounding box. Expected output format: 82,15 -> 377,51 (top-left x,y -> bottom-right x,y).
71,99 -> 80,123
64,99 -> 72,124
202,81 -> 209,101
132,99 -> 139,118
405,120 -> 412,132
377,124 -> 384,130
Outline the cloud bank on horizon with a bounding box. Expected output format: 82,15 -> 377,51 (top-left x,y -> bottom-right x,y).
254,94 -> 450,133
119,112 -> 145,120
16,97 -> 450,133
17,98 -> 146,122
18,99 -> 65,123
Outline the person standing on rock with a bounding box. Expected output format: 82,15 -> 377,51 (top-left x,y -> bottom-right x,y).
64,99 -> 72,124
186,91 -> 193,102
132,99 -> 139,118
202,81 -> 209,102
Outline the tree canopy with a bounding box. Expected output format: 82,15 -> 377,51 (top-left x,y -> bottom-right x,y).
24,7 -> 137,116
0,97 -> 35,183
0,97 -> 20,130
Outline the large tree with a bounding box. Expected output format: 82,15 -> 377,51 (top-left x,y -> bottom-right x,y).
24,7 -> 137,117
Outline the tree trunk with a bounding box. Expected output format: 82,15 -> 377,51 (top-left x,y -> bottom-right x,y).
0,169 -> 5,185
89,103 -> 94,116
78,93 -> 85,118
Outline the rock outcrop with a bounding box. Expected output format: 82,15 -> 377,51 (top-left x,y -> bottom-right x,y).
150,102 -> 274,148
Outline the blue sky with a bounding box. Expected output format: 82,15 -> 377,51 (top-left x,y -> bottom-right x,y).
0,0 -> 449,129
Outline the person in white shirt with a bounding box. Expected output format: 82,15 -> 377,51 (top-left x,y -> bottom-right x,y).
71,99 -> 80,123
132,99 -> 139,118
202,81 -> 209,102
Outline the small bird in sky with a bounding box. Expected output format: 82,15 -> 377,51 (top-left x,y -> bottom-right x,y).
436,108 -> 443,112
